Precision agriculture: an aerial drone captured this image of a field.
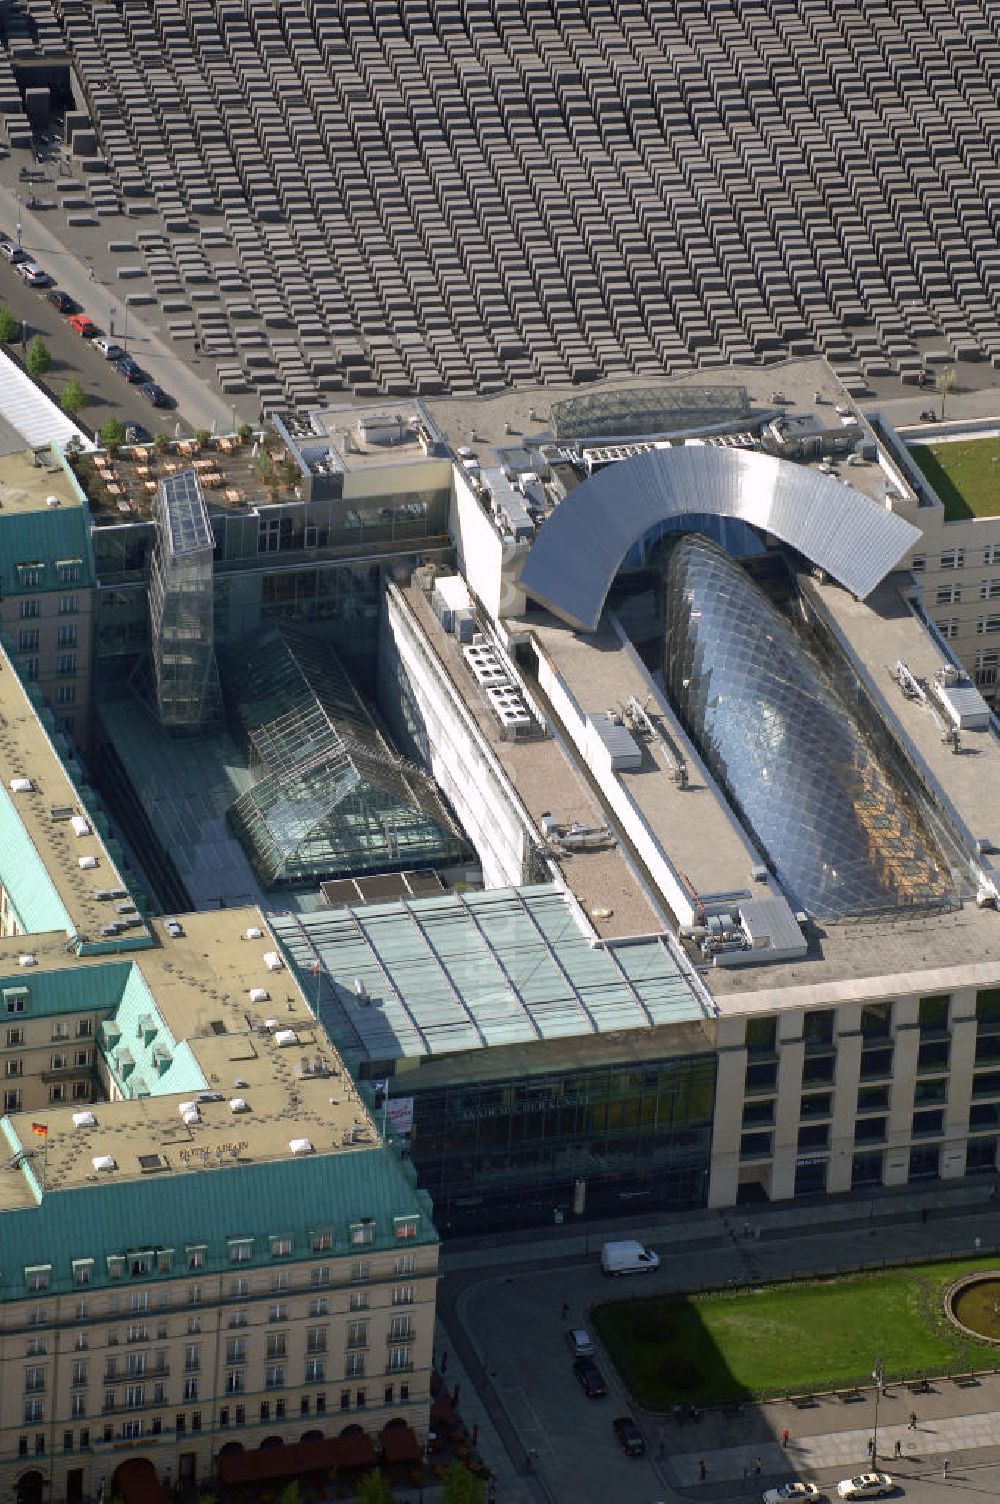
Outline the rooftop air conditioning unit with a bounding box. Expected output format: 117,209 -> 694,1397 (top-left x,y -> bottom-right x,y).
263,951 -> 283,972
274,1028 -> 299,1048
10,778 -> 33,794
71,815 -> 91,837
78,856 -> 98,870
245,926 -> 263,940
229,1098 -> 249,1114
72,1111 -> 97,1128
248,988 -> 269,1004
289,1137 -> 313,1155
92,1155 -> 116,1172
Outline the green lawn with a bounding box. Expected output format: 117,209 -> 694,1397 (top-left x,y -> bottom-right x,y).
909,438 -> 1000,520
593,1257 -> 1000,1409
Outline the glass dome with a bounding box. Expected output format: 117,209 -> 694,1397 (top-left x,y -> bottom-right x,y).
662,535 -> 955,920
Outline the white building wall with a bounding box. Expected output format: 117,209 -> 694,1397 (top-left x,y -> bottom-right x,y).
378,587 -> 535,888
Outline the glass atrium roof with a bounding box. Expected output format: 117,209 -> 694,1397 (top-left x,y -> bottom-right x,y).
662,535 -> 958,920
223,625 -> 468,887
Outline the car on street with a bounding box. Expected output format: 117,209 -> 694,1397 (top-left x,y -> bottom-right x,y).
124,424 -> 149,445
612,1415 -> 645,1456
140,381 -> 170,407
572,1357 -> 607,1398
836,1475 -> 894,1500
0,239 -> 28,264
565,1328 -> 595,1358
763,1485 -> 826,1504
17,260 -> 50,286
116,355 -> 146,383
93,337 -> 125,361
68,314 -> 98,338
47,288 -> 75,313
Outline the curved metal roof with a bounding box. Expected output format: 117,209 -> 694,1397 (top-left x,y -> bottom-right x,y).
519,445 -> 922,631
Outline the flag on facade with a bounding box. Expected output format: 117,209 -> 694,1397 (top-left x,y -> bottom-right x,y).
31,1122 -> 48,1138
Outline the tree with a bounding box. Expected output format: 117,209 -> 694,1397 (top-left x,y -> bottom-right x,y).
100,417 -> 127,453
61,378 -> 88,415
441,1462 -> 485,1504
0,305 -> 18,342
279,1483 -> 304,1504
26,335 -> 52,378
194,427 -> 211,447
356,1469 -> 396,1504
936,365 -> 958,421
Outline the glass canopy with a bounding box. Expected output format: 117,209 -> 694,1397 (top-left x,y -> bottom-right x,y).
662,535 -> 957,920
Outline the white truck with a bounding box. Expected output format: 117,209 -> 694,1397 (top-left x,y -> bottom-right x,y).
601,1239 -> 660,1276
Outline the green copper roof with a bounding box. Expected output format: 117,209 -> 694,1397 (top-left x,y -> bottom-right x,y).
0,505 -> 94,596
103,965 -> 207,1099
0,960 -> 131,1015
0,783 -> 74,936
0,1130 -> 436,1302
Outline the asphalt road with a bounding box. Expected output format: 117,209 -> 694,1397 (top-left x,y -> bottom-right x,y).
0,242 -> 191,438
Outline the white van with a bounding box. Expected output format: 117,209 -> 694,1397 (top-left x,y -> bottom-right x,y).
601,1239 -> 660,1276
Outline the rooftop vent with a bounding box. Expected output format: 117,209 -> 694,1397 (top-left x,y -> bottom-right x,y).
92,1155 -> 116,1173
72,1111 -> 96,1128
263,951 -> 284,972
138,1153 -> 167,1173
46,495 -> 60,508
178,1101 -> 201,1125
229,1097 -> 249,1113
264,1017 -> 279,1032
70,815 -> 91,838
164,919 -> 184,938
274,1028 -> 299,1048
78,855 -> 98,870
289,1137 -> 314,1156
245,926 -> 263,940
18,954 -> 36,968
10,778 -> 33,794
248,987 -> 269,1004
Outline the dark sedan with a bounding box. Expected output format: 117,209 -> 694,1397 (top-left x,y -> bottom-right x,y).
140,381 -> 170,408
47,288 -> 76,313
573,1357 -> 608,1398
612,1416 -> 645,1456
117,355 -> 147,383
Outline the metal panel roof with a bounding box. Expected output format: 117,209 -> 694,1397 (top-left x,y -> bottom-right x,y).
0,349 -> 93,454
518,446 -> 922,631
0,784 -> 75,936
272,885 -> 710,1062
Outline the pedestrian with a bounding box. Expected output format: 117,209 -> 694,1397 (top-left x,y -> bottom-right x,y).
867,1436 -> 875,1459
88,263 -> 95,282
754,1225 -> 762,1241
781,1427 -> 790,1447
698,1459 -> 706,1481
908,1410 -> 917,1429
894,1438 -> 902,1458
561,1300 -> 569,1319
754,1457 -> 762,1476
943,1458 -> 950,1478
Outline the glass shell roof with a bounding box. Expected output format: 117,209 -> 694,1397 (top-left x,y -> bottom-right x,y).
662,535 -> 957,920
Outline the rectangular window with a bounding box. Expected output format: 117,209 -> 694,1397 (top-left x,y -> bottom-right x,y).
388,1316 -> 412,1342
936,585 -> 961,605
392,1285 -> 415,1306
978,615 -> 1000,636
225,1371 -> 245,1395
388,1347 -> 411,1373
24,1367 -> 45,1393
268,1303 -> 287,1324
6,1026 -> 23,1045
271,1271 -> 289,1293
71,1394 -> 86,1420
394,1216 -> 419,1241
981,580 -> 1000,601
56,653 -> 77,677
270,1235 -> 293,1257
940,549 -> 965,569
305,1359 -> 326,1383
183,1346 -> 200,1373
225,1339 -> 246,1365
394,1255 -> 416,1279
58,595 -> 79,615
56,624 -> 77,648
986,545 -> 1000,567
265,1334 -> 286,1360
309,1298 -> 329,1318
227,1309 -> 247,1330
229,1239 -> 253,1264
345,1353 -> 365,1379
936,618 -> 959,640
57,685 -> 76,707
125,1385 -> 145,1410
73,1261 -> 93,1287
310,1230 -> 333,1253
350,1261 -> 369,1284
18,628 -> 39,652
349,1290 -> 369,1312
350,1221 -> 375,1247
19,599 -> 40,619
56,561 -> 81,584
4,1088 -> 21,1111
22,656 -> 38,682
306,1328 -> 327,1354
347,1321 -> 368,1349
265,1365 -> 285,1390
311,1266 -> 331,1287
24,1399 -> 43,1425
183,1378 -> 198,1403
25,1267 -> 50,1293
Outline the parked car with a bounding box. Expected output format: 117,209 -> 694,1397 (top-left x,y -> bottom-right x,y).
612,1416 -> 645,1456
565,1328 -> 595,1358
836,1475 -> 894,1500
17,260 -> 50,287
47,288 -> 75,313
68,314 -> 98,337
140,381 -> 170,407
0,238 -> 28,264
572,1357 -> 607,1398
116,355 -> 146,383
124,424 -> 149,445
93,336 -> 125,360
763,1485 -> 826,1504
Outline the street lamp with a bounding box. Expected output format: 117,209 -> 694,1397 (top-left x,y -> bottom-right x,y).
15,192 -> 21,247
872,1355 -> 885,1461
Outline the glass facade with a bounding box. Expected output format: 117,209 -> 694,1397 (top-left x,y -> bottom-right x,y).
406,1052 -> 716,1235
662,534 -> 958,920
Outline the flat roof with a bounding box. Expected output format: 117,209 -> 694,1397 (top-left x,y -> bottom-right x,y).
0,447 -> 82,514
400,583 -> 662,939
0,908 -> 380,1210
272,885 -> 711,1065
0,643 -> 148,948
